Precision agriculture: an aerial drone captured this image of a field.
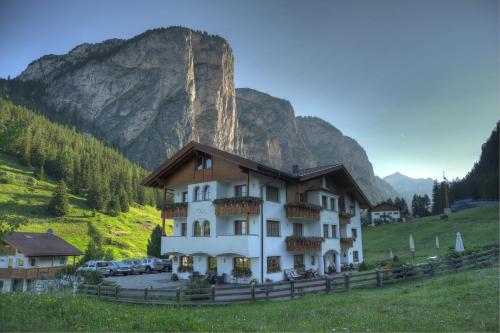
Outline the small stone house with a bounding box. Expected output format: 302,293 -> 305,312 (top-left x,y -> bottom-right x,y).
370,202 -> 401,225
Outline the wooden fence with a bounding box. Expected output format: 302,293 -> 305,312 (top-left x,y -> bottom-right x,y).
79,247 -> 498,306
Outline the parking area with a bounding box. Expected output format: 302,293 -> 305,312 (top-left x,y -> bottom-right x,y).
104,272 -> 186,289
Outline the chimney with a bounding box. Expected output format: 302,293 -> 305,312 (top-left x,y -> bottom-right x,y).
47,228 -> 53,236
292,165 -> 300,174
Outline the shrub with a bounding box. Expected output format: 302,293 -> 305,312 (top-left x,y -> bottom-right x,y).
358,262 -> 374,271
171,273 -> 179,281
232,267 -> 252,278
54,265 -> 77,279
185,277 -> 210,300
48,180 -> 70,216
78,271 -> 103,285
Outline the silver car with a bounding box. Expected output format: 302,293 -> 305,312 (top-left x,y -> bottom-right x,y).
141,258 -> 164,273
122,259 -> 146,275
108,260 -> 131,276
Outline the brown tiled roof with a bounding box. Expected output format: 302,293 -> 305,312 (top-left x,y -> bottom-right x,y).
371,202 -> 400,212
4,232 -> 82,257
142,141 -> 372,208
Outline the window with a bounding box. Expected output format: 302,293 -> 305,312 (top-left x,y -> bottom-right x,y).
332,225 -> 337,238
353,251 -> 359,263
352,228 -> 358,240
266,186 -> 280,202
30,258 -> 36,267
322,196 -> 328,209
234,220 -> 249,235
323,224 -> 329,238
193,221 -> 201,236
266,220 -> 280,237
180,256 -> 193,270
203,185 -> 211,200
311,256 -> 315,265
181,223 -> 187,236
7,258 -> 13,268
182,191 -> 188,203
234,184 -> 247,197
293,254 -> 304,270
59,257 -> 66,265
299,193 -> 306,202
293,223 -> 303,237
195,156 -> 204,171
233,257 -> 251,270
203,220 -> 210,237
267,256 -> 281,273
17,259 -> 24,267
194,187 -> 203,201
204,156 -> 212,169
330,198 -> 336,211
208,257 -> 217,272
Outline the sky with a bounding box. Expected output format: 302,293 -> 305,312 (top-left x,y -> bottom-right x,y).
0,0 -> 498,180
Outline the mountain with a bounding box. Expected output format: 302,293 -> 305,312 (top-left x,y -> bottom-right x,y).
383,172 -> 434,205
1,26 -> 397,204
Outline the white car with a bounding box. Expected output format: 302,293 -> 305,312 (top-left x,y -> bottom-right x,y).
77,261 -> 112,276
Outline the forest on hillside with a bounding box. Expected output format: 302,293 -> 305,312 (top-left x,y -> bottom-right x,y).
0,99 -> 162,215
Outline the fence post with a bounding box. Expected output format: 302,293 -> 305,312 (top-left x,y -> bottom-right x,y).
144,288 -> 148,301
325,277 -> 330,293
428,262 -> 434,277
290,280 -> 295,299
472,253 -> 477,267
402,265 -> 407,279
344,274 -> 350,291
115,286 -> 119,300
97,284 -> 101,299
176,287 -> 181,303
251,282 -> 256,301
211,285 -> 215,303
375,269 -> 382,287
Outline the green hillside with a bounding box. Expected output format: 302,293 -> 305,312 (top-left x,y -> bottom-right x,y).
363,206 -> 499,264
0,152 -> 172,259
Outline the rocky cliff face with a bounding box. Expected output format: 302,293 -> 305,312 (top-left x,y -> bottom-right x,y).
235,88 -> 397,202
6,27 -> 397,204
17,27 -> 241,169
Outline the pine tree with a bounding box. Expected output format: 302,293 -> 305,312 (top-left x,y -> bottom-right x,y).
34,164 -> 45,181
431,180 -> 440,214
107,195 -> 120,217
48,180 -> 70,216
118,189 -> 130,213
146,225 -> 163,258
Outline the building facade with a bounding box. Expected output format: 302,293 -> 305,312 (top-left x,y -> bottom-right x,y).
0,230 -> 81,293
369,202 -> 401,225
142,142 -> 371,283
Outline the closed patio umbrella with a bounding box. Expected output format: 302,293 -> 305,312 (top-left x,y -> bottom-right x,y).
435,235 -> 440,258
409,234 -> 415,261
455,232 -> 464,253
389,249 -> 394,261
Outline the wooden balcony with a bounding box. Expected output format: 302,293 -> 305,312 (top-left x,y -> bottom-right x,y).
0,266 -> 62,279
285,202 -> 322,221
213,197 -> 262,216
339,215 -> 351,226
340,237 -> 354,248
285,236 -> 324,252
162,203 -> 188,218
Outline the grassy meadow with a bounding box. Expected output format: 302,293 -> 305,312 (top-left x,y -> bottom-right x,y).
0,265 -> 498,331
362,205 -> 499,264
0,152 -> 172,259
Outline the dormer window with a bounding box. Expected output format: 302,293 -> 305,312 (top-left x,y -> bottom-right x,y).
195,154 -> 212,171
195,156 -> 204,171
204,156 -> 212,169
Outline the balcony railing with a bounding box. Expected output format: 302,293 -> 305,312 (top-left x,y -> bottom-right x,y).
339,215 -> 351,226
0,266 -> 62,279
340,237 -> 354,248
285,202 -> 322,221
161,203 -> 188,219
213,197 -> 262,216
285,236 -> 324,252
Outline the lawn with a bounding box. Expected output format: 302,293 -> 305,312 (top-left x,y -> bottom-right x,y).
0,152 -> 172,259
362,206 -> 500,264
0,265 -> 498,331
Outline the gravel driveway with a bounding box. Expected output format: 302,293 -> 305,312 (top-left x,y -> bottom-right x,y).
104,272 -> 186,289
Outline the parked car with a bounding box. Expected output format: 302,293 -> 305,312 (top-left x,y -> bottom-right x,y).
76,260 -> 112,276
160,259 -> 172,272
141,258 -> 164,273
121,259 -> 146,275
107,260 -> 132,276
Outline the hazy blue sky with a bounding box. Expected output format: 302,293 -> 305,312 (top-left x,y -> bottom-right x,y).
0,0 -> 498,179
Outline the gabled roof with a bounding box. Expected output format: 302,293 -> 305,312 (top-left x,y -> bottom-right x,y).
371,202 -> 400,212
4,232 -> 82,257
142,141 -> 372,208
